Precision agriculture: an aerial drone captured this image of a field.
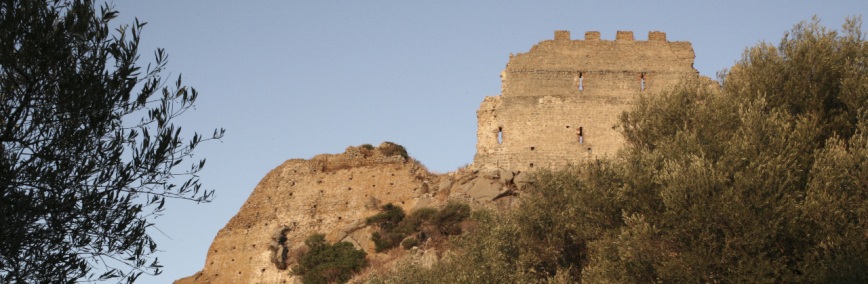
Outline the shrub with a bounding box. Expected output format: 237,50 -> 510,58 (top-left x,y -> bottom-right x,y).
360,143 -> 375,150
293,234 -> 367,284
367,203 -> 471,252
379,141 -> 409,159
401,236 -> 420,249
432,202 -> 471,236
367,203 -> 409,252
365,211 -> 535,284
366,203 -> 405,231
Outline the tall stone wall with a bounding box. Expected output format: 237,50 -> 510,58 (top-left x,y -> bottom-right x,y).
475,30 -> 699,171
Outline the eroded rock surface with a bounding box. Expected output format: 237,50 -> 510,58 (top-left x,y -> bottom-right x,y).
176,143 -> 520,283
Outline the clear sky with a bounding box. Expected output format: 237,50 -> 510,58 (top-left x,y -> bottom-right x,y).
109,1 -> 864,282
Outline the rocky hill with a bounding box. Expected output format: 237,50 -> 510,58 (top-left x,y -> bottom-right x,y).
175,142 -> 525,283
178,30 -> 698,283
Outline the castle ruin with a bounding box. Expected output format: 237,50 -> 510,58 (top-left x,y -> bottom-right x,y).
178,31 -> 706,283
474,30 -> 699,170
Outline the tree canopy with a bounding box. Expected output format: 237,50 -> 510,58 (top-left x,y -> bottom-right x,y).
0,0 -> 223,282
595,16 -> 868,283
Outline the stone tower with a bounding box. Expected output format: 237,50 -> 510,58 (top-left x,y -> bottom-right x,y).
474,30 -> 698,171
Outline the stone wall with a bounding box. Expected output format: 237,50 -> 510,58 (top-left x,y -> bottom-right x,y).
175,144 -> 434,283
474,30 -> 699,171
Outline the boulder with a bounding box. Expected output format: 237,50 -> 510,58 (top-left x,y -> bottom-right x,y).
466,179 -> 502,200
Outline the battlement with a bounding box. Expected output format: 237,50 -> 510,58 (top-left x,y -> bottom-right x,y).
476,30 -> 699,171
556,30 -> 669,42
554,30 -> 571,41
649,31 -> 666,41
616,31 -> 634,41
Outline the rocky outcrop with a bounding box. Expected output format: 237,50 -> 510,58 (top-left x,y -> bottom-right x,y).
176,143 -> 523,283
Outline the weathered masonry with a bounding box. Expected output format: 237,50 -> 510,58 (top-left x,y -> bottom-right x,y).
474,30 -> 699,171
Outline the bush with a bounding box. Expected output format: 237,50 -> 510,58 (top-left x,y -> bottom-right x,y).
401,237 -> 421,249
365,211 -> 537,284
367,203 -> 410,252
379,141 -> 409,159
432,202 -> 471,236
293,234 -> 368,284
366,203 -> 405,231
367,203 -> 471,252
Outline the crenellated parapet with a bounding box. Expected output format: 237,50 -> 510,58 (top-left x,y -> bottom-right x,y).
476,30 -> 701,171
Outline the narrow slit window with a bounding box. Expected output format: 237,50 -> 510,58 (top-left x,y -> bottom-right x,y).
578,72 -> 584,91
640,73 -> 645,91
578,127 -> 584,144
497,127 -> 503,145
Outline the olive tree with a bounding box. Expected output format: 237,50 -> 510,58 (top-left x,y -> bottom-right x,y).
585,16 -> 867,283
0,1 -> 223,282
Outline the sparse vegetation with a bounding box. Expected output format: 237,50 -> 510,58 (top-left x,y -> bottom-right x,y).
379,142 -> 409,159
292,234 -> 368,284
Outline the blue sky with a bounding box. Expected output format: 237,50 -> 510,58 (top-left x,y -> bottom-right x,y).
110,1 -> 864,282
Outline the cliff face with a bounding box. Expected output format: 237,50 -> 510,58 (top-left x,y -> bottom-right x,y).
176,143 -> 521,283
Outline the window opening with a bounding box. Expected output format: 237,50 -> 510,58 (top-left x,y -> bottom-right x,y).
578,127 -> 584,144
497,127 -> 503,145
640,73 -> 645,91
530,146 -> 535,151
578,72 -> 584,91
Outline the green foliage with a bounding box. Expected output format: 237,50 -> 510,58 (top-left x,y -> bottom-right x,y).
401,237 -> 420,249
587,16 -> 868,283
432,202 -> 471,236
365,211 -> 514,284
367,203 -> 412,252
294,234 -> 368,284
360,144 -> 375,150
367,203 -> 471,252
511,162 -> 623,281
367,211 -> 549,284
366,203 -> 405,231
0,1 -> 223,283
379,141 -> 409,159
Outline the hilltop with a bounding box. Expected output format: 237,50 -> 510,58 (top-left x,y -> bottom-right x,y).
178,20 -> 868,283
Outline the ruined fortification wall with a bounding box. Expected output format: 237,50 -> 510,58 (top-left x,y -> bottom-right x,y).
176,145 -> 434,284
176,144 -> 524,283
475,30 -> 699,170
